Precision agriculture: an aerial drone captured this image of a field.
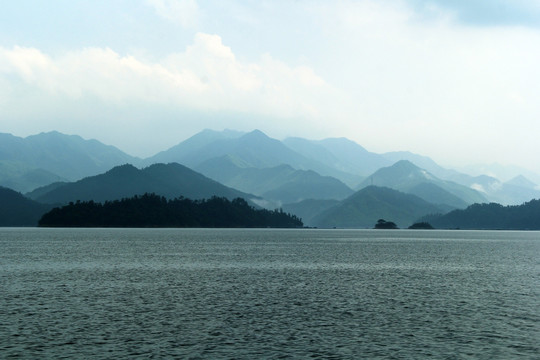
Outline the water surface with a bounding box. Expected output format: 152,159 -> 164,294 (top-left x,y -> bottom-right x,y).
1,228 -> 539,358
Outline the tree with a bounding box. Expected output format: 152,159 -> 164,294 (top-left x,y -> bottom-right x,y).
374,219 -> 398,229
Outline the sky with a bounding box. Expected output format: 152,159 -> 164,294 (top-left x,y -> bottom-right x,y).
1,0 -> 540,173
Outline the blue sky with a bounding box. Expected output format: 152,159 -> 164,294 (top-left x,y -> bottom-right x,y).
1,0 -> 540,173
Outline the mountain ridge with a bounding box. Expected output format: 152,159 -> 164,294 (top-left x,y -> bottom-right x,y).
31,163 -> 258,205
311,186 -> 444,228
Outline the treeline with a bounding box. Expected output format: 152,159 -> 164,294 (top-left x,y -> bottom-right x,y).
421,199 -> 540,230
38,193 -> 303,228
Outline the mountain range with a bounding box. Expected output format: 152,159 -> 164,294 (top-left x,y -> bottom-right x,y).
0,187 -> 53,226
0,131 -> 140,192
420,200 -> 540,230
27,163 -> 256,205
310,186 -> 444,228
1,129 -> 540,227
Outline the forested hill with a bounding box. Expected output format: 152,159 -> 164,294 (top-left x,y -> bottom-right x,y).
38,193 -> 303,228
0,186 -> 52,226
420,199 -> 540,230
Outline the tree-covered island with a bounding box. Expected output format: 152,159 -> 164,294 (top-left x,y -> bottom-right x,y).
38,193 -> 303,228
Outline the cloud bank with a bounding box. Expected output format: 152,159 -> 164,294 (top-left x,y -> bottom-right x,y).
0,33 -> 342,124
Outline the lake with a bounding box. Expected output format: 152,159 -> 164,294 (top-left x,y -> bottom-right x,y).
1,228 -> 539,359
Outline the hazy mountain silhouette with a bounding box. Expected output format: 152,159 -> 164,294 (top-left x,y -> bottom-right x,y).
148,129 -> 360,186
382,151 -> 458,180
506,175 -> 538,189
359,160 -> 487,206
195,156 -> 353,204
459,163 -> 540,184
0,166 -> 66,194
0,131 -> 140,192
379,150 -> 534,204
407,182 -> 468,210
146,129 -> 245,165
311,186 -> 444,228
283,137 -> 385,185
32,163 -> 256,205
486,178 -> 540,205
0,186 -> 53,226
282,199 -> 340,227
3,129 -> 539,208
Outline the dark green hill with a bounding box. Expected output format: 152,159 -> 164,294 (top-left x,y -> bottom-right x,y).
312,186 -> 444,228
195,157 -> 353,204
359,160 -> 486,206
0,186 -> 52,226
420,199 -> 540,230
33,163 -> 256,205
26,181 -> 69,200
38,194 -> 302,228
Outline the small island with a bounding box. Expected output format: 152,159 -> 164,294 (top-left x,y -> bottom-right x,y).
408,222 -> 434,229
374,219 -> 398,229
38,193 -> 303,228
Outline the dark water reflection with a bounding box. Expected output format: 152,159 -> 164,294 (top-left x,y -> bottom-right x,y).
1,228 -> 539,359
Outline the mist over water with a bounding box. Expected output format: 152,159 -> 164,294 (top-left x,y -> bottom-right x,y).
1,228 -> 539,359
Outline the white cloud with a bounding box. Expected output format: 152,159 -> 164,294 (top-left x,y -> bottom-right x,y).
0,33 -> 344,134
146,0 -> 199,28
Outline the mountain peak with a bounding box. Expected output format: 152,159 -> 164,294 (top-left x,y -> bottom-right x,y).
105,163 -> 139,176
241,129 -> 269,140
391,159 -> 420,170
505,175 -> 537,189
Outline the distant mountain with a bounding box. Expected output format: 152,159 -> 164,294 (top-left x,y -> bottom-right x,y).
506,175 -> 538,189
148,129 -> 361,186
454,174 -> 540,205
25,182 -> 69,200
283,136 -> 386,183
149,129 -> 300,168
0,186 -> 52,226
359,160 -> 487,206
282,199 -> 340,227
32,163 -> 257,205
0,131 -> 141,192
195,156 -> 353,205
0,164 -> 67,194
380,151 -> 529,204
420,199 -> 540,230
486,181 -> 540,206
407,182 -> 468,210
382,151 -> 458,180
458,163 -> 540,184
146,129 -> 245,165
4,129 -> 539,209
311,186 -> 444,228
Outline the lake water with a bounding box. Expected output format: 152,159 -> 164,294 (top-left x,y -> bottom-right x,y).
1,228 -> 539,359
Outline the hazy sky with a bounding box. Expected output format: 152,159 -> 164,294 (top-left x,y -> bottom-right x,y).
1,0 -> 540,172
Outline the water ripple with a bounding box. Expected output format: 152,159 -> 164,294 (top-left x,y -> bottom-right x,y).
1,228 -> 539,359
